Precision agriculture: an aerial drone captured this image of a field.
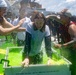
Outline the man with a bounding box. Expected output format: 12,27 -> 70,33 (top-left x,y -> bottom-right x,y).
12,0 -> 31,46
0,0 -> 25,35
13,7 -> 31,46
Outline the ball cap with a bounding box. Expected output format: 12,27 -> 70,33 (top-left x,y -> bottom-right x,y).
0,0 -> 7,8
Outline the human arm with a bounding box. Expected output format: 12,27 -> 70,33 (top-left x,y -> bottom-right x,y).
15,27 -> 26,32
1,17 -> 25,33
54,24 -> 76,48
21,31 -> 31,66
45,35 -> 53,65
44,25 -> 52,56
54,39 -> 76,48
12,18 -> 26,32
45,35 -> 52,57
44,25 -> 53,64
0,24 -> 25,35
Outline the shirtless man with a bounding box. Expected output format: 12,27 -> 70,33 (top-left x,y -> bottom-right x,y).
0,0 -> 25,35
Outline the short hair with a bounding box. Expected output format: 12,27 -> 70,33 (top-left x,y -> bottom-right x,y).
20,0 -> 31,5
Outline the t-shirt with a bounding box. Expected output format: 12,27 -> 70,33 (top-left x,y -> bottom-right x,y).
12,17 -> 31,41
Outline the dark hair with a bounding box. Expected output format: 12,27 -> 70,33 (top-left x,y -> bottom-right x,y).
20,0 -> 31,5
71,16 -> 76,22
33,12 -> 46,32
59,12 -> 72,19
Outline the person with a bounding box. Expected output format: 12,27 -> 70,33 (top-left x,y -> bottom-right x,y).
54,11 -> 76,47
54,11 -> 76,75
21,12 -> 52,66
0,0 -> 26,35
54,13 -> 76,48
46,15 -> 62,42
52,8 -> 71,43
12,7 -> 31,46
20,0 -> 30,11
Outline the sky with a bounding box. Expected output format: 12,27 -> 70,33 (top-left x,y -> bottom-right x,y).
34,0 -> 76,15
10,0 -> 76,15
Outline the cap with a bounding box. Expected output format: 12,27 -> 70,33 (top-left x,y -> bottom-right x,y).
0,0 -> 7,8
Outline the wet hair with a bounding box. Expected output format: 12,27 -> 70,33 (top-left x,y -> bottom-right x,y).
59,12 -> 71,25
20,0 -> 30,5
59,12 -> 72,20
70,16 -> 76,22
33,12 -> 46,32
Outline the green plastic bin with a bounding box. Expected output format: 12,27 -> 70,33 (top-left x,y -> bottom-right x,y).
3,47 -> 71,75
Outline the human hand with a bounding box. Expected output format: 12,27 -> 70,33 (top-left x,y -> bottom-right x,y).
18,18 -> 25,27
21,58 -> 29,67
47,58 -> 52,65
54,43 -> 62,48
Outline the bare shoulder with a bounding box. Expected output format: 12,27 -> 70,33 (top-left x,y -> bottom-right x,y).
68,24 -> 76,35
1,17 -> 7,24
2,17 -> 13,27
69,24 -> 76,30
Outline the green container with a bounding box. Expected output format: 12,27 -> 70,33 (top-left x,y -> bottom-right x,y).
3,47 -> 71,75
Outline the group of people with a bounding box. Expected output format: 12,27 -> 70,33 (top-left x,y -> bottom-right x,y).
0,0 -> 52,67
0,0 -> 76,75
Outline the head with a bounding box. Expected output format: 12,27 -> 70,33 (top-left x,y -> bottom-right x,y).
19,8 -> 27,19
59,12 -> 72,26
0,0 -> 7,16
31,10 -> 38,21
33,12 -> 46,31
58,8 -> 72,26
20,0 -> 30,18
20,0 -> 29,8
60,8 -> 68,14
